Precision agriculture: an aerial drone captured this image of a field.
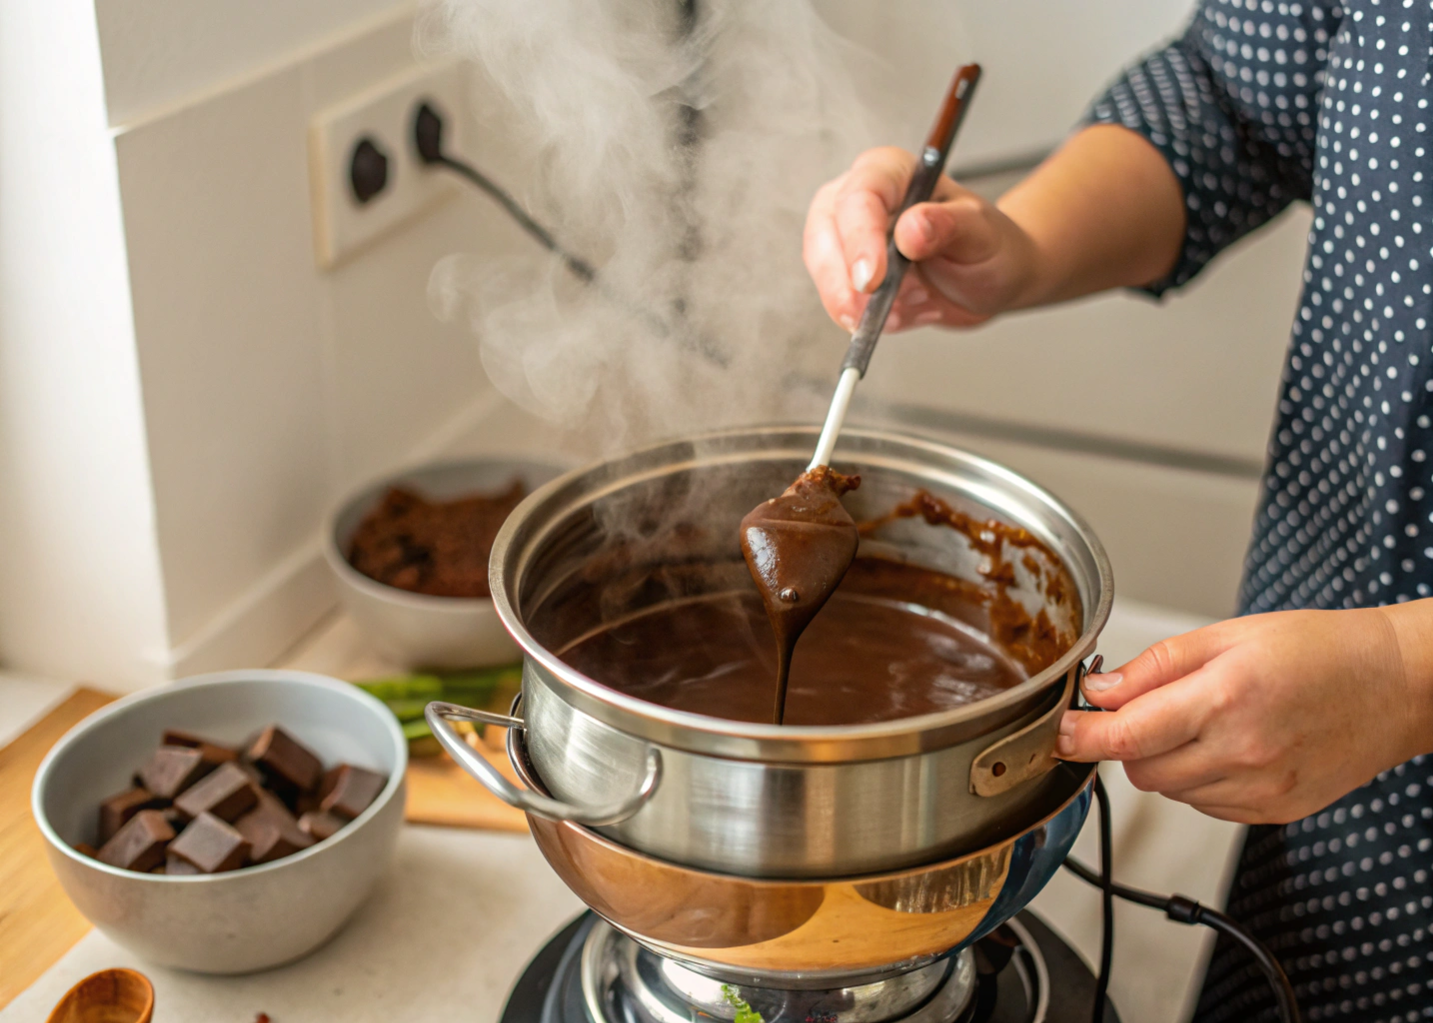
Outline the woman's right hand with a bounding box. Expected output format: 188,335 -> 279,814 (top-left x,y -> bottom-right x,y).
803,146 -> 1045,334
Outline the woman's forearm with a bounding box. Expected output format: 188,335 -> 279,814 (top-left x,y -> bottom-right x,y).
998,124 -> 1187,309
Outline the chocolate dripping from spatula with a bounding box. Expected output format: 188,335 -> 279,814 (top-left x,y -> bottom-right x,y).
739,466 -> 861,724
738,63 -> 980,725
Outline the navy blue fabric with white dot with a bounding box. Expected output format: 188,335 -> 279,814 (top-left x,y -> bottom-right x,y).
1088,2 -> 1433,1020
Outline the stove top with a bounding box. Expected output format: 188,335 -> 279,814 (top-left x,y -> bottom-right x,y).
500,912 -> 1119,1023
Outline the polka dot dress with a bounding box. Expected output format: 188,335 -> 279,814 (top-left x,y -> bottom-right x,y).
1088,2 -> 1433,1019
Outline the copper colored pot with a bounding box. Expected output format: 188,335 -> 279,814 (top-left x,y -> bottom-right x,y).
509,724 -> 1096,985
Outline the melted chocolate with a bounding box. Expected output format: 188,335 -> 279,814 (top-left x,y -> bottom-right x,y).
558,558 -> 1025,727
550,486 -> 1080,729
739,466 -> 861,723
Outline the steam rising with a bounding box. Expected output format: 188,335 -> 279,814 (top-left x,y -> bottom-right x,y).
420,0 -> 881,455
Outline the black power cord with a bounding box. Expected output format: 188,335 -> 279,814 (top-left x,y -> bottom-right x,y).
1063,775 -> 1302,1023
413,102 -> 598,285
1091,774 -> 1115,1022
410,101 -> 728,367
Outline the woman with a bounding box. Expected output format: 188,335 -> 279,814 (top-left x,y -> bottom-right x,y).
804,3 -> 1433,1020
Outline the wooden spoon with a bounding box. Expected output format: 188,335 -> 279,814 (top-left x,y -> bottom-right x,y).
45,969 -> 154,1023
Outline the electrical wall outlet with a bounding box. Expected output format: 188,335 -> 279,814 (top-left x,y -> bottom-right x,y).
308,61 -> 467,269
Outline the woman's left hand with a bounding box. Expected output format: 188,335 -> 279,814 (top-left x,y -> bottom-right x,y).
1058,606 -> 1433,824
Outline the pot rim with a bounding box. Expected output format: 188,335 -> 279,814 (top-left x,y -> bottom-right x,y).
490,425 -> 1113,761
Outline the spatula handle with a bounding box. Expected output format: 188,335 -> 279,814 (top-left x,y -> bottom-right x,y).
840,63 -> 981,377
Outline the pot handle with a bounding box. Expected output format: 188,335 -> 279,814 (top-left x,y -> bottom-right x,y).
424,701 -> 662,827
968,655 -> 1101,798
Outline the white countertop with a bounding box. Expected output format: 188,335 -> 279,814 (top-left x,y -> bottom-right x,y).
1,826 -> 583,1023
1,597 -> 1242,1023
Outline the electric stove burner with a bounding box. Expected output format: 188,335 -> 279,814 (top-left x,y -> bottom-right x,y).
501,912 -> 1120,1023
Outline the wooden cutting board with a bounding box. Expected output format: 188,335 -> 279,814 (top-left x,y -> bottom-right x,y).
0,687 -> 116,1009
403,729 -> 528,833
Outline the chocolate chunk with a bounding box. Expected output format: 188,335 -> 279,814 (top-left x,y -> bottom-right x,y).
297,809 -> 345,842
135,745 -> 209,800
167,812 -> 250,873
173,762 -> 258,823
290,787 -> 321,816
246,726 -> 321,794
162,729 -> 239,771
232,815 -> 290,865
319,764 -> 386,820
316,765 -> 341,802
98,787 -> 166,844
97,809 -> 175,872
163,728 -> 227,750
235,791 -> 314,865
73,842 -> 98,859
164,852 -> 203,875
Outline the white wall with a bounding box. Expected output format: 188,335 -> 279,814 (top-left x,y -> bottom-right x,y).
814,0 -> 1194,165
0,0 -> 171,686
94,1 -> 411,128
108,7 -> 545,682
0,2 -> 542,689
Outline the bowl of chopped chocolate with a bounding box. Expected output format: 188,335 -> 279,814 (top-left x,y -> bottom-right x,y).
32,670 -> 406,973
325,457 -> 566,669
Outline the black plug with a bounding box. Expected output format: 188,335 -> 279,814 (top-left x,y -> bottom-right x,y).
413,100 -> 445,165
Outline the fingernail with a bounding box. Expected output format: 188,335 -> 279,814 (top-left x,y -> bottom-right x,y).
1056,714 -> 1077,757
1084,672 -> 1123,692
907,286 -> 929,305
851,259 -> 873,292
840,315 -> 856,332
912,210 -> 935,245
915,309 -> 942,325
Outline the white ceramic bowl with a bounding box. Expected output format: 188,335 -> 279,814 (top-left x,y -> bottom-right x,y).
325,458 -> 565,669
32,670 -> 407,974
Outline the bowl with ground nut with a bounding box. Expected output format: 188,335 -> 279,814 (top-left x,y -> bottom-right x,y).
324,457 -> 567,669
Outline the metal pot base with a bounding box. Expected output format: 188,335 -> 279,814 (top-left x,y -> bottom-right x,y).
502,911 -> 1124,1023
582,918 -> 978,1023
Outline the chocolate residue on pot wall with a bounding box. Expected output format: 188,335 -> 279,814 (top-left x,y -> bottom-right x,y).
858,490 -> 1079,676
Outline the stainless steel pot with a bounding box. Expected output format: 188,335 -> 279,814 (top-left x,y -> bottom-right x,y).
427,427 -> 1112,878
